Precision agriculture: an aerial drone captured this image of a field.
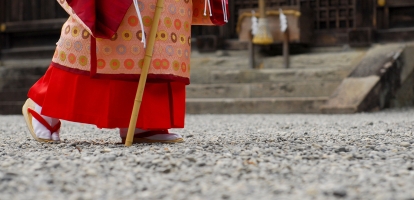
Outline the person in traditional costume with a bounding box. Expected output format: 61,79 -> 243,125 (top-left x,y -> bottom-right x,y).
22,0 -> 228,143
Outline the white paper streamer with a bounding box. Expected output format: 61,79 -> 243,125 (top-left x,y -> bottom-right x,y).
133,0 -> 146,48
280,8 -> 288,32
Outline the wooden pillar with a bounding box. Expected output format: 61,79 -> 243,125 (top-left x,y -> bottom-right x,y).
258,0 -> 266,18
0,1 -> 3,54
248,32 -> 255,69
373,0 -> 377,29
384,3 -> 389,29
283,30 -> 290,69
229,0 -> 236,38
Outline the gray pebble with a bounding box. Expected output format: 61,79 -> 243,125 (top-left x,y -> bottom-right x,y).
400,142 -> 411,147
333,188 -> 347,197
184,149 -> 195,154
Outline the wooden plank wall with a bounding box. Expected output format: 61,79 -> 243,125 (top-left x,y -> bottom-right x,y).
1,0 -> 412,50
379,0 -> 414,29
0,0 -> 68,59
355,0 -> 374,28
0,1 -> 5,50
313,0 -> 356,30
1,0 -> 67,22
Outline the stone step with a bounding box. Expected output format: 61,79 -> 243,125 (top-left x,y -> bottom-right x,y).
261,51 -> 365,69
190,50 -> 365,70
0,65 -> 46,90
0,89 -> 29,101
0,101 -> 24,115
186,97 -> 327,114
0,77 -> 40,89
321,44 -> 407,113
190,67 -> 351,84
187,81 -> 341,98
0,64 -> 50,78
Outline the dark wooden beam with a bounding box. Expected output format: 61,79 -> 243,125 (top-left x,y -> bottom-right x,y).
376,27 -> 414,42
386,0 -> 414,7
1,18 -> 66,33
0,1 -> 4,53
355,0 -> 374,28
40,0 -> 56,19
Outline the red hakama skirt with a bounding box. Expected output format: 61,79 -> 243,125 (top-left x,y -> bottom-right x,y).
28,64 -> 186,130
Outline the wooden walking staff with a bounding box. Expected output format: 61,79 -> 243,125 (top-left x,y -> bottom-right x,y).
125,0 -> 165,147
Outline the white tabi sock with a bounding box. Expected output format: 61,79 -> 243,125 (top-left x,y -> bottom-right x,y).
33,103 -> 60,141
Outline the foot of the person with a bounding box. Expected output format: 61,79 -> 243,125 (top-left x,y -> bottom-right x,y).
120,129 -> 184,144
22,99 -> 61,142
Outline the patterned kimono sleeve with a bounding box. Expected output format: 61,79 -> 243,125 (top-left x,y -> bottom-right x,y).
192,1 -> 214,25
192,0 -> 229,26
57,0 -> 95,36
57,0 -> 131,39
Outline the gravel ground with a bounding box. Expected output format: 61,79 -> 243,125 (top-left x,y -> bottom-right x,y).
1,109 -> 414,200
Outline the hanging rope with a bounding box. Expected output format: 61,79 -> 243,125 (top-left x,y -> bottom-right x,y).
221,0 -> 228,23
133,0 -> 146,48
204,0 -> 212,16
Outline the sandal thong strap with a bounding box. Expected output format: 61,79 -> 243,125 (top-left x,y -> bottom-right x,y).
134,130 -> 169,138
28,108 -> 61,133
121,130 -> 170,139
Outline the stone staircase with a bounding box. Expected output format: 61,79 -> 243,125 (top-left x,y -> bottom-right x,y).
186,49 -> 366,114
321,43 -> 414,113
0,59 -> 50,114
0,49 -> 366,115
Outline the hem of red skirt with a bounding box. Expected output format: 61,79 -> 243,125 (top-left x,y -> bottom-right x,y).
28,64 -> 186,130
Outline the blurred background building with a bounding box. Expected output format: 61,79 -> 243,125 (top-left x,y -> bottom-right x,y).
2,0 -> 414,57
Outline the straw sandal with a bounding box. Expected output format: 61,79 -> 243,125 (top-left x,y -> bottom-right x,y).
22,99 -> 61,143
121,130 -> 184,144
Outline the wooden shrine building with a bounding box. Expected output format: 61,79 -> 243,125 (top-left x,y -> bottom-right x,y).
1,0 -> 414,60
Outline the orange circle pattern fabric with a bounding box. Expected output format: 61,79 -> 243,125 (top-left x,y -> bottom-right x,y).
53,0 -> 197,82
